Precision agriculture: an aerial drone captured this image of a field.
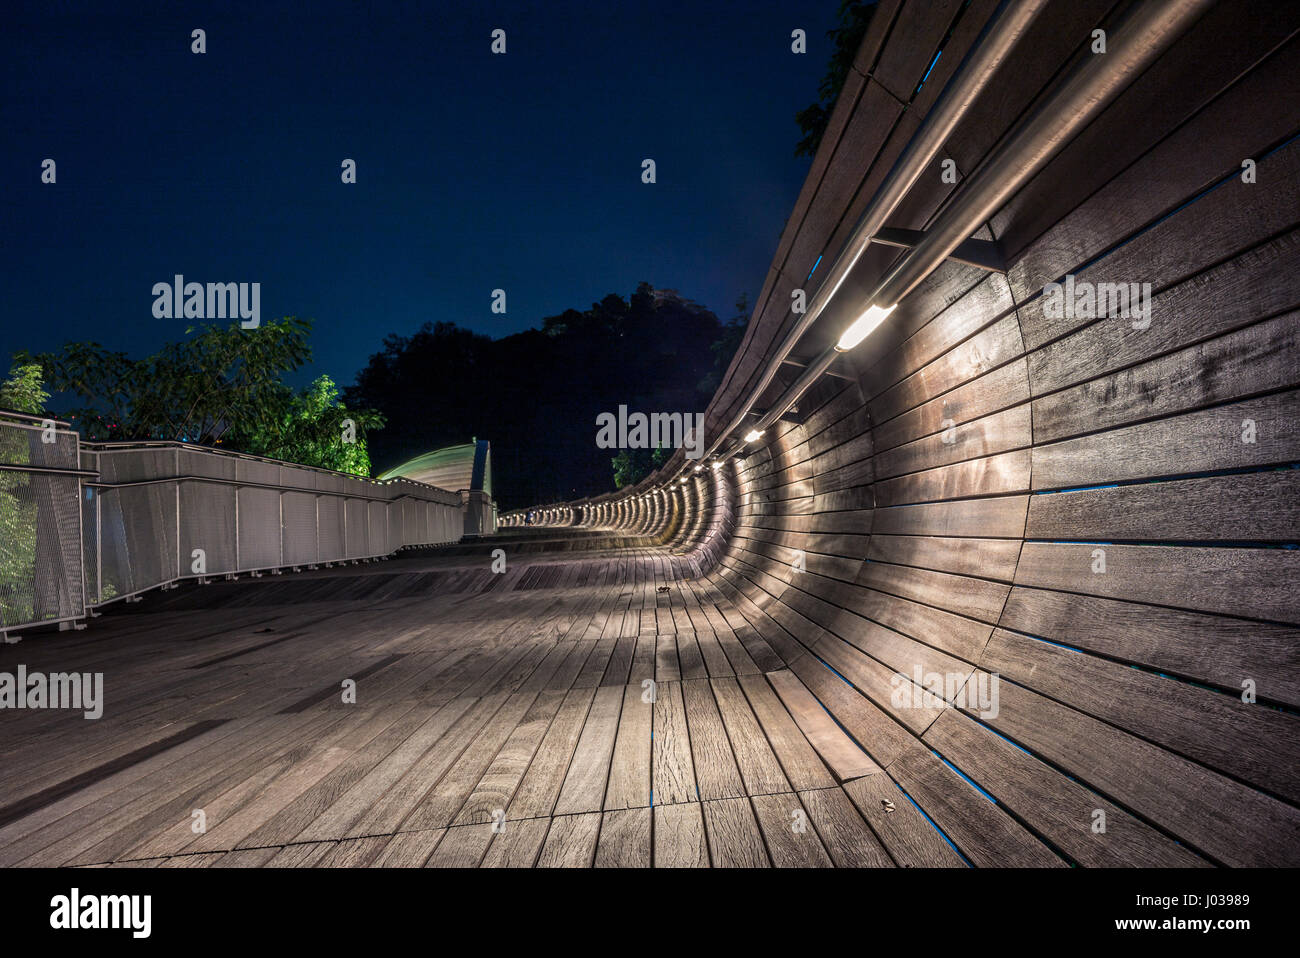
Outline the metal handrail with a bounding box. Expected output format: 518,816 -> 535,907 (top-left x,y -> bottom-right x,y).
743,0 -> 1213,440
696,0 -> 1053,466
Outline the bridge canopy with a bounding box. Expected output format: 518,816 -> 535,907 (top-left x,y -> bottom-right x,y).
377,438 -> 492,497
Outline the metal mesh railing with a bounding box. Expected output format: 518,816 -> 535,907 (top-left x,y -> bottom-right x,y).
0,423 -> 477,634
81,442 -> 466,605
0,415 -> 88,631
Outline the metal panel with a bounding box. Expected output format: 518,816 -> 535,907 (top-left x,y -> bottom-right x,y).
318,495 -> 344,560
367,500 -> 386,556
237,486 -> 281,570
281,491 -> 318,565
179,481 -> 237,576
345,498 -> 367,558
0,420 -> 84,630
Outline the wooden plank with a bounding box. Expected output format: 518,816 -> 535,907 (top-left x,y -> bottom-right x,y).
655,634 -> 682,681
425,823 -> 493,868
680,680 -> 746,801
750,792 -> 833,867
870,495 -> 1028,538
604,684 -> 652,810
343,692 -> 510,839
317,835 -> 389,868
998,587 -> 1300,708
536,813 -> 601,868
710,678 -> 791,796
552,686 -> 624,816
841,776 -> 966,868
701,798 -> 769,868
600,634 -> 637,686
403,691 -> 539,830
695,631 -> 735,677
652,803 -> 709,868
371,830 -> 445,868
297,697 -> 477,843
594,808 -> 652,867
798,786 -> 894,868
211,847 -> 279,868
965,669 -> 1300,866
157,851 -> 226,868
506,687 -> 596,820
675,632 -> 708,680
923,710 -> 1207,867
1026,470 -> 1300,543
766,670 -> 879,781
453,690 -> 565,826
479,817 -> 549,868
1031,391 -> 1300,490
651,681 -> 697,806
736,673 -> 836,790
1032,314 -> 1299,446
1014,542 -> 1300,625
980,628 -> 1300,802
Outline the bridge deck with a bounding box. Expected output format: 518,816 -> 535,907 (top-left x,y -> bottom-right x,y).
0,539 -> 952,868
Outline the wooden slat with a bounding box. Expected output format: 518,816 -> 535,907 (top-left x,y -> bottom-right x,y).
766,670 -> 880,782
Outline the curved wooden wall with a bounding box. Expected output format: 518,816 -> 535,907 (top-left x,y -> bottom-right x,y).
503,0 -> 1300,865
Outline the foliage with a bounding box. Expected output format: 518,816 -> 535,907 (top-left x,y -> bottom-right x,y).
13,320 -> 383,476
16,317 -> 313,444
0,364 -> 50,415
698,293 -> 751,396
611,445 -> 669,489
0,365 -> 50,624
347,283 -> 729,508
239,375 -> 384,477
795,1 -> 879,158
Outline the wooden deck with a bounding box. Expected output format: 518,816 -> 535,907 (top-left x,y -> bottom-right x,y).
0,538 -> 959,868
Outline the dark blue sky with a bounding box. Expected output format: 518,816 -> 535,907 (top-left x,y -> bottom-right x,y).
3,0 -> 838,389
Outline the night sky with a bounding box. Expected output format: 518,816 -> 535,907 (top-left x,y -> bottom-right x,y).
3,0 -> 838,390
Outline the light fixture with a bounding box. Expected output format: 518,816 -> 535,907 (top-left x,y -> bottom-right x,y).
694,464 -> 703,472
835,303 -> 898,352
711,460 -> 724,470
743,429 -> 764,443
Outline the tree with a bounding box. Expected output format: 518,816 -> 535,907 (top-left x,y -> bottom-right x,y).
795,1 -> 879,158
13,320 -> 384,475
0,365 -> 51,625
241,375 -> 384,476
698,293 -> 751,396
0,364 -> 50,415
17,317 -> 313,444
347,283 -> 724,509
611,445 -> 668,489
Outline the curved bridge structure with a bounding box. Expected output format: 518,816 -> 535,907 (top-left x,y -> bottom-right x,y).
503,0 -> 1300,866
0,0 -> 1295,868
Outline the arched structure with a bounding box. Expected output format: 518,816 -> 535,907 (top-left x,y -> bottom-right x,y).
503,0 -> 1300,865
381,439 -> 496,536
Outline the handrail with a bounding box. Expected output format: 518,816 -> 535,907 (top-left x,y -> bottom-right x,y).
696,0 -> 1052,466
0,408 -> 72,427
0,463 -> 99,478
744,0 -> 1214,439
